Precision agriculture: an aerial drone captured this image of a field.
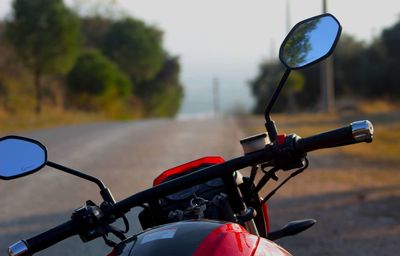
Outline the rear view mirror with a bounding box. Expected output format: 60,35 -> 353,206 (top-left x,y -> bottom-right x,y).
279,13 -> 341,69
0,136 -> 47,180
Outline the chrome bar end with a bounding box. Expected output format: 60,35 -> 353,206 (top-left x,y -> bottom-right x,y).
8,241 -> 29,256
351,120 -> 374,142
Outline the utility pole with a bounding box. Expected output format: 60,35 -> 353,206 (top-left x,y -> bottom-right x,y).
286,0 -> 296,113
213,77 -> 220,116
286,0 -> 291,32
320,0 -> 335,113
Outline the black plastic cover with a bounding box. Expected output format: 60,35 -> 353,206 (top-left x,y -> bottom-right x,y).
113,220 -> 224,256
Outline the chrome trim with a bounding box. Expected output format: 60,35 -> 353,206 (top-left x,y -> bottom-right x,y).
8,241 -> 29,256
351,120 -> 374,142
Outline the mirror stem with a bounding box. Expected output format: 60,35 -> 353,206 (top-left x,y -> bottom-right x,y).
46,161 -> 116,204
264,69 -> 291,141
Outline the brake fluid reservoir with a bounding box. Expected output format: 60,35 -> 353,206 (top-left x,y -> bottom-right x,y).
240,133 -> 270,154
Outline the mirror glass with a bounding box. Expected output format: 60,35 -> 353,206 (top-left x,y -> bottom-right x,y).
280,14 -> 341,69
0,137 -> 46,179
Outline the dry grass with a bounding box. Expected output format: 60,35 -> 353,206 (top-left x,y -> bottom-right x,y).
238,101 -> 400,170
0,108 -> 106,136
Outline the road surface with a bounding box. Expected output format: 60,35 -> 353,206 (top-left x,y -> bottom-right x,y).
0,117 -> 244,255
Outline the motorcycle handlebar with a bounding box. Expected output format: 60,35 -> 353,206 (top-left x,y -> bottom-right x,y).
8,220 -> 78,256
295,120 -> 373,153
7,120 -> 374,255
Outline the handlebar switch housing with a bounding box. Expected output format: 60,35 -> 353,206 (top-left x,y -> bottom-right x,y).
72,200 -> 104,242
273,134 -> 306,171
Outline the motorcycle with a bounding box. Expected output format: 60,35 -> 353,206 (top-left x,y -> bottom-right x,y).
1,13 -> 374,256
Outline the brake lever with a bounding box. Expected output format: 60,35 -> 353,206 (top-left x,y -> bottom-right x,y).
102,225 -> 127,247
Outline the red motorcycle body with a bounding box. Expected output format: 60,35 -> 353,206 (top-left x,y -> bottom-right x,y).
108,220 -> 291,256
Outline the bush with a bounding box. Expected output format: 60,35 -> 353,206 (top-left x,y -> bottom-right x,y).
67,49 -> 133,114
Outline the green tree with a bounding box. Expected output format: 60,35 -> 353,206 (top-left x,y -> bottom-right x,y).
67,49 -> 131,112
72,0 -> 124,19
249,61 -> 285,113
6,0 -> 81,113
333,35 -> 370,96
285,71 -> 305,112
81,16 -> 112,49
102,17 -> 164,85
380,20 -> 400,97
140,56 -> 184,117
0,23 -> 10,110
250,61 -> 317,113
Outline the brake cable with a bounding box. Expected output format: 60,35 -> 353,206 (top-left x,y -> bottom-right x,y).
251,166 -> 279,197
260,158 -> 309,205
248,165 -> 258,186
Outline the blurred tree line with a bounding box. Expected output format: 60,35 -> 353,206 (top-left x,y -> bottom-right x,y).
0,0 -> 183,118
250,18 -> 400,114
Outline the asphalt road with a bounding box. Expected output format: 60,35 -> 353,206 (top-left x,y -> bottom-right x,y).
0,117 -> 243,255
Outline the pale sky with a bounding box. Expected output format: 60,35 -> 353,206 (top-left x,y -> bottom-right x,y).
1,0 -> 399,115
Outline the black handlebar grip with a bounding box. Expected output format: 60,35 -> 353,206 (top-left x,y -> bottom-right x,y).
295,120 -> 373,153
8,220 -> 78,255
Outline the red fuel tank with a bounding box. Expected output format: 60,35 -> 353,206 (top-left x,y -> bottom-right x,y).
108,220 -> 291,256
